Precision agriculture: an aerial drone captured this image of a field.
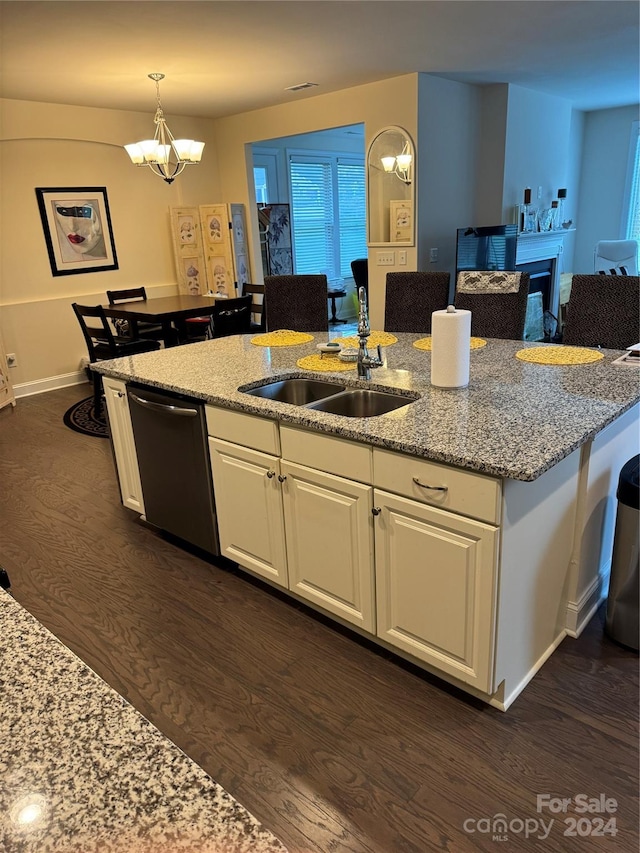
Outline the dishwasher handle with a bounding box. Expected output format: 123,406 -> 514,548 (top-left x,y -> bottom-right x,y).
128,392 -> 199,417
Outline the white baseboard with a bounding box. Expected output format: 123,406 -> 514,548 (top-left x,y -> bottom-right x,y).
565,564 -> 610,637
493,629 -> 568,711
13,371 -> 90,399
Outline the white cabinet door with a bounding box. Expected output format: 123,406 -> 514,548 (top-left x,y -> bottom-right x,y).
282,461 -> 375,632
102,377 -> 144,513
374,489 -> 499,692
209,437 -> 288,587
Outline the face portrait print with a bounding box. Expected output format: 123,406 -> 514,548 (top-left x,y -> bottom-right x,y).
53,200 -> 107,262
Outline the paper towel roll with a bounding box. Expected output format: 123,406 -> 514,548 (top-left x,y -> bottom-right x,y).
430,305 -> 471,389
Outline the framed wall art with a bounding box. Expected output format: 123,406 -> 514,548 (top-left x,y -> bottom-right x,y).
389,199 -> 413,243
35,187 -> 118,276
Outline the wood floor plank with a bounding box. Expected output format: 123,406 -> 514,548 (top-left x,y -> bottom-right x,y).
1,384 -> 638,853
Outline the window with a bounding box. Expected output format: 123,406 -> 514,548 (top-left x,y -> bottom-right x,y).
253,167 -> 268,205
289,153 -> 366,281
622,120 -> 640,242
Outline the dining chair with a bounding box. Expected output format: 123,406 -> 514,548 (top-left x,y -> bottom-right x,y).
594,240 -> 638,277
384,271 -> 450,333
211,294 -> 253,338
72,303 -> 160,417
242,283 -> 266,331
454,270 -> 530,340
350,258 -> 369,301
106,287 -> 165,342
562,274 -> 640,349
264,274 -> 329,332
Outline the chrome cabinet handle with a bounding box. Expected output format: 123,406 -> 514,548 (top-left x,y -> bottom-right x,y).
266,470 -> 276,479
278,474 -> 287,482
372,507 -> 382,516
412,477 -> 448,492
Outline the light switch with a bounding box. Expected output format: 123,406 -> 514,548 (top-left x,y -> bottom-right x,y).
377,251 -> 395,266
398,250 -> 407,265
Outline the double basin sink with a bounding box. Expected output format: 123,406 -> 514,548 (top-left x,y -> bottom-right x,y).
241,377 -> 418,417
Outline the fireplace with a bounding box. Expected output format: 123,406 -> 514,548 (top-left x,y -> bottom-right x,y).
516,258 -> 554,311
454,226 -> 572,340
516,231 -> 568,318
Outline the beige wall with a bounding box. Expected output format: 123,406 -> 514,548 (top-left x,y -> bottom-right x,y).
212,74 -> 420,329
1,76 -> 419,390
0,98 -> 219,392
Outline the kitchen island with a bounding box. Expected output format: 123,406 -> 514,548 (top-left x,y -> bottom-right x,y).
0,587 -> 288,853
93,333 -> 639,709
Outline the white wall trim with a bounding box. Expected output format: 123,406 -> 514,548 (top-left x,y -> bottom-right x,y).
13,371 -> 89,399
565,567 -> 609,638
493,629 -> 568,712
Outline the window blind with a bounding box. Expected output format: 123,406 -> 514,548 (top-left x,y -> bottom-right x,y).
290,160 -> 334,275
625,122 -> 640,242
289,154 -> 366,280
337,162 -> 366,278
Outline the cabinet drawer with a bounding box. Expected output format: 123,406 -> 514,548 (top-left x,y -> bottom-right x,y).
206,406 -> 279,455
280,425 -> 372,483
373,448 -> 501,524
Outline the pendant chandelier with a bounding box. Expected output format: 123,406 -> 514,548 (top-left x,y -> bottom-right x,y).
124,73 -> 205,185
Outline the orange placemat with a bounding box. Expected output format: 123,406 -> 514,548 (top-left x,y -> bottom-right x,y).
251,330 -> 314,347
515,346 -> 604,365
339,331 -> 398,348
413,336 -> 487,351
296,354 -> 357,372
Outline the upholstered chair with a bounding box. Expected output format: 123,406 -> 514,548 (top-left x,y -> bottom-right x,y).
454,271 -> 530,340
264,275 -> 329,332
563,274 -> 640,349
384,271 -> 450,333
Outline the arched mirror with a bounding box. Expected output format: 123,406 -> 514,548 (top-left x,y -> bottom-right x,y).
367,126 -> 415,246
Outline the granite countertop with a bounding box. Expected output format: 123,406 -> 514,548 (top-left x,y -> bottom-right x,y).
93,332 -> 640,482
0,589 -> 288,853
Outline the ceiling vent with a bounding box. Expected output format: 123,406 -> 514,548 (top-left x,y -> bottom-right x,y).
285,82 -> 319,92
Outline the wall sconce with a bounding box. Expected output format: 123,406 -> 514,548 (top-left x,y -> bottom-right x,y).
380,140 -> 413,185
124,73 -> 205,185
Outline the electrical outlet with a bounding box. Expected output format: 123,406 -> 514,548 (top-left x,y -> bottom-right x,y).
376,251 -> 395,266
398,250 -> 407,265
6,353 -> 17,368
429,248 -> 438,263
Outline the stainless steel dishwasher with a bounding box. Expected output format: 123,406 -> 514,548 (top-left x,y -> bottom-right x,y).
127,383 -> 219,555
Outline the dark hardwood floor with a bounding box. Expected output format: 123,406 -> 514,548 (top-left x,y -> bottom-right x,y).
1,383 -> 638,852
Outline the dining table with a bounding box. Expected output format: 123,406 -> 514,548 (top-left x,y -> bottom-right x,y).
102,293 -> 220,347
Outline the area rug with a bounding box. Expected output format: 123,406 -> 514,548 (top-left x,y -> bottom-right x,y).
63,397 -> 109,438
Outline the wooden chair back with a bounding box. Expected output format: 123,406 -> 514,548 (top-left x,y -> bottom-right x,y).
72,302 -> 160,416
242,283 -> 266,331
212,295 -> 253,338
106,287 -> 148,304
105,287 -> 163,341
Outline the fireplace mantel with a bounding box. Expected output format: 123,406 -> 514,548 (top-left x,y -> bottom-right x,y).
516,229 -> 575,318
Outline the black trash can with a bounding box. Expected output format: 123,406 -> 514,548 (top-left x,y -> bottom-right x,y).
605,455 -> 639,651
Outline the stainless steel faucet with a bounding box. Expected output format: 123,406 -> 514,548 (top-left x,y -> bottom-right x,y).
357,286 -> 383,379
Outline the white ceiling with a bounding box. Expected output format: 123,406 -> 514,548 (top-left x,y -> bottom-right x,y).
0,1 -> 638,119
